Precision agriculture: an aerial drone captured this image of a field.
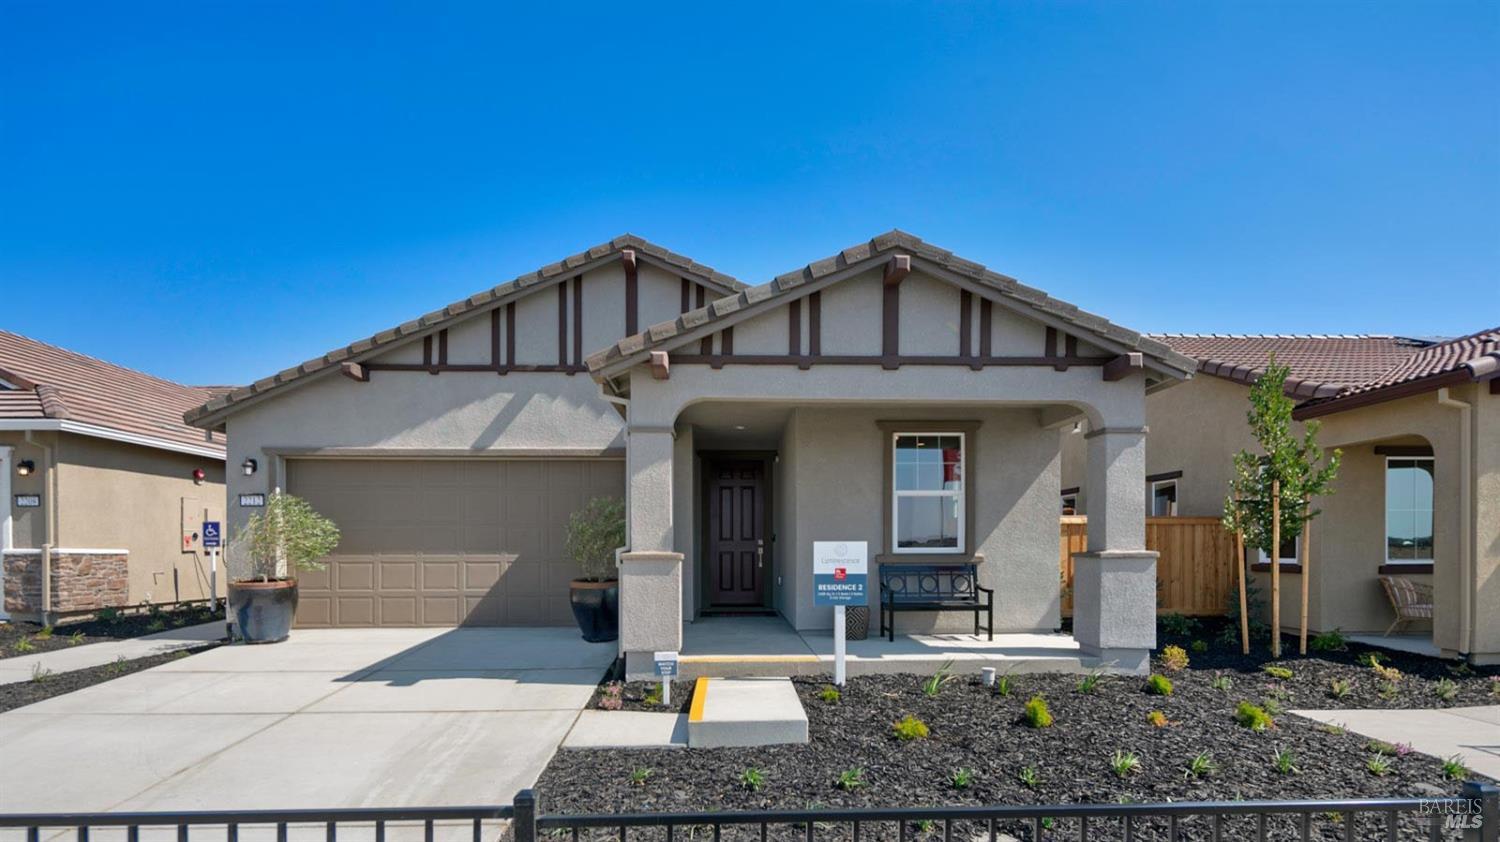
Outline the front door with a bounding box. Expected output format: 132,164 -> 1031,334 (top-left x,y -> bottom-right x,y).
706,459 -> 767,607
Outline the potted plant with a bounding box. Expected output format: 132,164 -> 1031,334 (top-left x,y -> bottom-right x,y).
565,496 -> 624,642
228,492 -> 340,643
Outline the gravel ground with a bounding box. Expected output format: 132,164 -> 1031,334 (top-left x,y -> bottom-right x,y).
0,644 -> 221,712
544,631 -> 1497,841
0,604 -> 224,660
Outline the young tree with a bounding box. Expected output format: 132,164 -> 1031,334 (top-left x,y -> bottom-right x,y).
1222,358 -> 1341,657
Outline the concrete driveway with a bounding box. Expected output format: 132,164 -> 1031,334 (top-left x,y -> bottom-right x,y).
0,628 -> 614,813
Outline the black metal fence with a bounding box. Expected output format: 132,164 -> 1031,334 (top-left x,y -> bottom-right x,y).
2,781 -> 1495,842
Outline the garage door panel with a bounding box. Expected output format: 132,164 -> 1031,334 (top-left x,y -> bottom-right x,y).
289,458 -> 623,627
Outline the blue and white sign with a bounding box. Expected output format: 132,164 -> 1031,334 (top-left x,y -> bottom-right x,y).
202,521 -> 222,549
813,541 -> 868,606
653,651 -> 679,678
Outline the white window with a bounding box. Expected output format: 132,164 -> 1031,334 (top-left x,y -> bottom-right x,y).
1150,480 -> 1178,517
1385,456 -> 1434,564
892,433 -> 964,554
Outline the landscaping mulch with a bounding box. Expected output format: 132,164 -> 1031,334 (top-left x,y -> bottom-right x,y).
540,631 -> 1497,841
0,604 -> 224,660
0,643 -> 221,713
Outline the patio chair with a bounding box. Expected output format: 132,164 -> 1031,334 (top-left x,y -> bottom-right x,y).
1379,575 -> 1433,636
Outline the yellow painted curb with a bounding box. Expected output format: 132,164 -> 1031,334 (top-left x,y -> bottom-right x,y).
688,676 -> 710,722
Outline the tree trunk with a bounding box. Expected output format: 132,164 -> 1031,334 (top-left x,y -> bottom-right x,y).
1236,529 -> 1250,655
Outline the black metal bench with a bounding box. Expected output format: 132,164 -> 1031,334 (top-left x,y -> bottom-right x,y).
878,563 -> 993,641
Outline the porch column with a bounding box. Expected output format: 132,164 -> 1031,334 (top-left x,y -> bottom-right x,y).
1073,426 -> 1156,673
621,426 -> 683,678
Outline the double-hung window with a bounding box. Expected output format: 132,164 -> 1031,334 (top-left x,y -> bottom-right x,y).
892,433 -> 964,553
1385,457 -> 1434,563
1150,480 -> 1178,517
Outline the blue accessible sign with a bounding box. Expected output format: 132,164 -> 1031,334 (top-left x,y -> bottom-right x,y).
813,541 -> 868,606
202,521 -> 222,548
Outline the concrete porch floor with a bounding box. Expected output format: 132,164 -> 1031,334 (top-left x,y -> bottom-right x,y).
679,616 -> 1106,678
1346,632 -> 1446,659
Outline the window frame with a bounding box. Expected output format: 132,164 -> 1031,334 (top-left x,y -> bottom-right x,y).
1149,479 -> 1178,517
1384,455 -> 1435,566
890,431 -> 966,556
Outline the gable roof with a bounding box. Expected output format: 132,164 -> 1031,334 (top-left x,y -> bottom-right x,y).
1153,334 -> 1432,399
1293,326 -> 1499,418
587,230 -> 1200,381
184,234 -> 745,429
0,330 -> 226,459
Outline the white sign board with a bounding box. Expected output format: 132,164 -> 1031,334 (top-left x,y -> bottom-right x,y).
813,541 -> 867,686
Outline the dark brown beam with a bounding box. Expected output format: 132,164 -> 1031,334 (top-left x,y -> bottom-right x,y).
438,329 -> 449,366
696,285 -> 710,355
622,249 -> 639,335
505,302 -> 516,371
883,254 -> 911,286
978,299 -> 992,359
1060,335 -> 1077,372
650,350 -> 670,381
808,291 -> 822,361
1103,352 -> 1144,381
1373,445 -> 1434,457
680,277 -> 690,314
1146,470 -> 1183,483
668,354 -> 1114,367
557,282 -> 569,366
340,362 -> 369,382
788,299 -> 801,356
882,276 -> 901,368
958,291 -> 972,360
490,308 -> 501,368
572,275 -> 583,372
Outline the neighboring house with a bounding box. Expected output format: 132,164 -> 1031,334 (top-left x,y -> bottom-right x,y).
1062,330 -> 1500,665
186,232 -> 1197,676
0,331 -> 228,621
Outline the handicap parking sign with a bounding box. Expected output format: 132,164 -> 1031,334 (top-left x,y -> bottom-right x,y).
203,521 -> 221,548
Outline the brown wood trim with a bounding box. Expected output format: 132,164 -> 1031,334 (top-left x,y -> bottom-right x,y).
1373,445 -> 1434,457
438,329 -> 449,366
680,277 -> 691,314
274,446 -> 625,459
808,291 -> 822,357
709,328 -> 735,369
649,350 -> 670,381
1146,470 -> 1183,483
505,302 -> 516,369
557,282 -> 569,366
572,275 -> 583,371
1378,563 -> 1434,575
422,335 -> 433,369
882,254 -> 911,286
623,249 -> 639,336
490,308 -> 501,368
1293,368 -> 1474,419
696,285 -> 710,355
366,362 -> 591,374
958,290 -> 972,360
1491,378 -> 1500,395
1061,335 -> 1077,372
339,362 -> 369,382
668,354 -> 1113,367
882,278 -> 900,368
695,284 -> 706,308
788,299 -> 801,356
1103,353 -> 1144,382
978,299 -> 992,359
1060,486 -> 1080,496
1251,562 -> 1302,574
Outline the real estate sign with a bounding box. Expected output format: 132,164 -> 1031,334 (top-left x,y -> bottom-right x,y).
812,541 -> 867,606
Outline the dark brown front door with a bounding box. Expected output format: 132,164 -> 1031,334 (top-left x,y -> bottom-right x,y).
706,459 -> 767,607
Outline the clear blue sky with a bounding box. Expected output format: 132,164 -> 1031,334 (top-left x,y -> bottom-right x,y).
3,2 -> 1496,386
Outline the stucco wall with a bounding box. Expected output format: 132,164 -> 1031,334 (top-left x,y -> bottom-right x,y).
0,431 -> 52,549
1472,386 -> 1500,659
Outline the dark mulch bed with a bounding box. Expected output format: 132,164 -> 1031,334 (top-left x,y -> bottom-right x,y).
587,679 -> 697,714
0,604 -> 224,660
0,643 -> 221,712
541,627 -> 1497,841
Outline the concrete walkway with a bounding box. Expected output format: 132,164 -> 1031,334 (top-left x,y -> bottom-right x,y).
0,620 -> 226,685
1292,706 -> 1500,778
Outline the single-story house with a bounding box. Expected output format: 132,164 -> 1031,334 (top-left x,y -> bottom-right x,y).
1061,330 -> 1500,665
185,232 -> 1199,675
1,330 -> 228,621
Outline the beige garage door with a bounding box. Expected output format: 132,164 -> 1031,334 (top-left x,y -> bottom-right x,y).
287,458 -> 623,627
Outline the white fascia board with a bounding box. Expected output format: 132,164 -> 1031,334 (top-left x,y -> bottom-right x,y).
0,419 -> 226,461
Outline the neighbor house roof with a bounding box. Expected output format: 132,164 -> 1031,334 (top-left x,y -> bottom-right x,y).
184,234 -> 745,429
1292,326 -> 1500,418
588,230 -> 1200,381
0,330 -> 226,459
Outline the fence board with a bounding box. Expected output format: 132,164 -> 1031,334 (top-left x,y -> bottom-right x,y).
1061,516 -> 1235,617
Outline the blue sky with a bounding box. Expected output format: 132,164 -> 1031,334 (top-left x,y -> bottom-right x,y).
3,1 -> 1496,386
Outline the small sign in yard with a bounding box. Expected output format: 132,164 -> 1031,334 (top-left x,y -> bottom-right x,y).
202,521 -> 221,548
654,651 -> 679,706
238,493 -> 266,507
813,541 -> 867,686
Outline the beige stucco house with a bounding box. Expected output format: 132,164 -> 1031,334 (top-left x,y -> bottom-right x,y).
1062,331 -> 1500,665
186,232 -> 1200,676
1,331 -> 227,622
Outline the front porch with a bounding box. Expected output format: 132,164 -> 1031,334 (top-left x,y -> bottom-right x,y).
677,616 -> 1103,679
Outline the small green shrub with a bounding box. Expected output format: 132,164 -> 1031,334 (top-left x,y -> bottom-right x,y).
892,715 -> 929,741
1190,639 -> 1209,654
1234,701 -> 1274,731
950,768 -> 975,790
1272,747 -> 1298,775
1317,722 -> 1345,735
1160,645 -> 1189,672
629,767 -> 653,786
1147,710 -> 1170,728
1327,678 -> 1352,700
1261,696 -> 1284,717
1210,673 -> 1233,692
1366,755 -> 1392,777
1261,664 -> 1294,680
13,638 -> 35,654
1366,739 -> 1399,756
740,768 -> 766,792
1440,755 -> 1470,781
1183,752 -> 1216,779
1144,674 -> 1174,696
1160,613 -> 1198,636
1310,629 -> 1347,651
922,660 -> 957,697
96,607 -> 121,623
34,626 -> 53,640
995,674 -> 1014,697
68,630 -> 86,646
1022,696 -> 1053,728
642,684 -> 662,706
1433,678 -> 1459,702
30,663 -> 52,683
1357,651 -> 1388,668
1110,750 -> 1141,778
835,768 -> 865,791
818,685 -> 841,703
1377,681 -> 1399,700
1016,766 -> 1040,788
1372,662 -> 1403,684
1076,670 -> 1105,694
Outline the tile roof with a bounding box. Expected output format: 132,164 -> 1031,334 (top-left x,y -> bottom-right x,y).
184,234 -> 745,428
1294,326 -> 1500,415
0,330 -> 225,457
588,230 -> 1200,379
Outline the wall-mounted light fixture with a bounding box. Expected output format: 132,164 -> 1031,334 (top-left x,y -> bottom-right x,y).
192,468 -> 206,485
241,457 -> 258,477
15,459 -> 34,477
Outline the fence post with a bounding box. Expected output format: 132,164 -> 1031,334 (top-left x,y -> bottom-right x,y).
513,789 -> 538,842
1462,780 -> 1499,842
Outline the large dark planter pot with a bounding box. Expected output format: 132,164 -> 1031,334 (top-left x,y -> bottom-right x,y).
229,579 -> 299,644
569,579 -> 619,643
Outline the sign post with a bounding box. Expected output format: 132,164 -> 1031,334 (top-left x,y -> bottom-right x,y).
813,541 -> 867,686
203,521 -> 222,608
654,650 -> 679,707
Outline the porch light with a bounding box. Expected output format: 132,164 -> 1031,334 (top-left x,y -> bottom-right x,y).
192,468 -> 206,485
16,459 -> 34,476
241,457 -> 258,476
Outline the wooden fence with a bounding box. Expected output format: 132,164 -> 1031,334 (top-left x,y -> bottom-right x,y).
1060,516 -> 1237,616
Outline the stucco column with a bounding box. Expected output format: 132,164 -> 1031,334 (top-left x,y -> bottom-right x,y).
1074,426 -> 1156,673
621,426 -> 683,678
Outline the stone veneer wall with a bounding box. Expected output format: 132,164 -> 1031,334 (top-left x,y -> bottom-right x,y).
3,550 -> 130,615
